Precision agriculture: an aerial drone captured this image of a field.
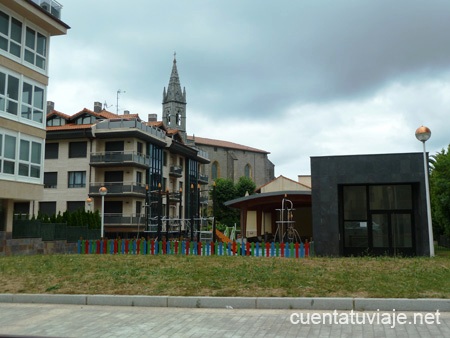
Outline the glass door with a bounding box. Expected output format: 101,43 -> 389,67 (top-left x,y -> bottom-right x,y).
370,212 -> 414,255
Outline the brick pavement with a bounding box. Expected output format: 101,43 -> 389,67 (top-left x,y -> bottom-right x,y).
0,303 -> 449,337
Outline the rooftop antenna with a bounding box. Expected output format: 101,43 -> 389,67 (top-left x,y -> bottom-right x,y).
116,89 -> 126,114
103,101 -> 113,110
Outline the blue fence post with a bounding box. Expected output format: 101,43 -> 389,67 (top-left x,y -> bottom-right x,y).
227,242 -> 231,256
270,242 -> 275,257
300,242 -> 305,258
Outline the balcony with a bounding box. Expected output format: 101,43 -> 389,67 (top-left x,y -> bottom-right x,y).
89,182 -> 146,197
90,151 -> 150,168
32,0 -> 62,19
104,213 -> 144,226
169,165 -> 183,177
198,173 -> 209,184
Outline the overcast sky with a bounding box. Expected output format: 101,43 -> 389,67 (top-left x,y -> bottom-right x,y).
47,0 -> 450,180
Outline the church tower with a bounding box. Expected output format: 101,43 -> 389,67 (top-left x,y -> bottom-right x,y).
162,54 -> 187,142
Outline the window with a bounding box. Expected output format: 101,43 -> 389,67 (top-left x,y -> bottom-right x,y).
39,201 -> 56,217
18,140 -> 41,178
76,115 -> 95,125
137,142 -> 143,155
3,134 -> 16,174
244,164 -> 252,178
0,73 -> 19,116
211,161 -> 219,180
105,141 -> 124,152
45,143 -> 59,159
136,171 -> 142,184
68,171 -> 86,188
25,27 -> 47,70
69,141 -> 87,158
44,172 -> 57,188
21,81 -> 44,123
0,11 -> 22,58
47,117 -> 65,126
67,201 -> 85,212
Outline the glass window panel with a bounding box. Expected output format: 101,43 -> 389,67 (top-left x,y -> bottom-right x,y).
344,221 -> 368,247
37,33 -> 46,56
0,97 -> 5,111
25,27 -> 35,49
19,163 -> 29,176
36,55 -> 45,69
31,142 -> 41,164
7,101 -> 17,115
45,143 -> 58,159
392,214 -> 413,248
11,18 -> 21,42
20,139 -> 29,161
0,37 -> 7,51
30,165 -> 40,178
9,42 -> 20,57
7,75 -> 19,100
0,134 -> 2,156
372,214 -> 389,248
0,11 -> 8,35
22,82 -> 32,104
24,49 -> 34,64
4,135 -> 16,159
0,72 -> 4,94
3,160 -> 14,174
33,87 -> 44,109
21,106 -> 31,119
343,186 -> 367,220
33,110 -> 43,123
369,185 -> 412,210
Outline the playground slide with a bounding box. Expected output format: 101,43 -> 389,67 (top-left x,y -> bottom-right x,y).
215,229 -> 232,244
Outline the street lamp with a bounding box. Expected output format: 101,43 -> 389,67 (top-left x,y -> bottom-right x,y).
86,197 -> 93,212
99,186 -> 108,239
415,126 -> 434,257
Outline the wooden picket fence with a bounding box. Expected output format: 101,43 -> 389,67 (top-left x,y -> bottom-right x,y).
77,239 -> 314,258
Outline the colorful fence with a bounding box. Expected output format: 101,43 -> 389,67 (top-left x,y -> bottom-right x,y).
77,239 -> 314,258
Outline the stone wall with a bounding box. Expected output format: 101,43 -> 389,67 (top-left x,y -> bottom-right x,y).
0,232 -> 77,256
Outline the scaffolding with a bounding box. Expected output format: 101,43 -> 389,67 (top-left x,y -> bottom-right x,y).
274,196 -> 300,243
145,216 -> 215,242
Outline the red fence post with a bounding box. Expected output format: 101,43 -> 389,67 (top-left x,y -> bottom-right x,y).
265,242 -> 270,257
305,240 -> 310,257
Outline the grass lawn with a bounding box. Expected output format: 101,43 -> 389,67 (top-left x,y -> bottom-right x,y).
0,246 -> 449,299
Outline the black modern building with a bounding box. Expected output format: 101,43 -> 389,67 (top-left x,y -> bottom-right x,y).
311,153 -> 430,256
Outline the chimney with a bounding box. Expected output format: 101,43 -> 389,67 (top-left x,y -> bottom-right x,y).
47,101 -> 55,114
148,114 -> 157,122
93,101 -> 102,113
124,110 -> 130,115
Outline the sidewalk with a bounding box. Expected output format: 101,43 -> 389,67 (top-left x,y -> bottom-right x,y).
1,302 -> 449,338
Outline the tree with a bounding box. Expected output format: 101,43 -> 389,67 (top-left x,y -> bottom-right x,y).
212,178 -> 239,226
235,176 -> 256,197
429,145 -> 450,237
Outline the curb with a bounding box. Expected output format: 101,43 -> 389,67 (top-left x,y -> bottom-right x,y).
0,294 -> 449,312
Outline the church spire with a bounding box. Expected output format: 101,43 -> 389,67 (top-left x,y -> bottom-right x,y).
162,53 -> 187,142
163,53 -> 186,104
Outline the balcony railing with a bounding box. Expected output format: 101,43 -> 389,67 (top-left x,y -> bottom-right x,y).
32,0 -> 62,19
90,151 -> 150,167
198,173 -> 209,184
169,165 -> 183,177
94,119 -> 166,140
89,182 -> 147,196
104,213 -> 144,226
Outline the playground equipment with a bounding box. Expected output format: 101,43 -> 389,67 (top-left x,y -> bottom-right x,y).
274,196 -> 300,243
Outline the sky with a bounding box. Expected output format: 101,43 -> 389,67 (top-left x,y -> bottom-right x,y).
47,0 -> 450,180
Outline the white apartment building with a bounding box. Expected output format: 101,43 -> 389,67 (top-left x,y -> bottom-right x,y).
0,0 -> 68,234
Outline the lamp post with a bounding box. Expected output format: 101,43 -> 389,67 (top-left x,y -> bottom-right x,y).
166,188 -> 170,241
157,183 -> 162,241
99,186 -> 108,239
179,187 -> 183,239
415,126 -> 434,257
212,181 -> 217,243
190,183 -> 194,241
145,184 -> 149,232
86,197 -> 93,212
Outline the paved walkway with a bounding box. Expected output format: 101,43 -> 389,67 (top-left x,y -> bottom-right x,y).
0,303 -> 449,337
